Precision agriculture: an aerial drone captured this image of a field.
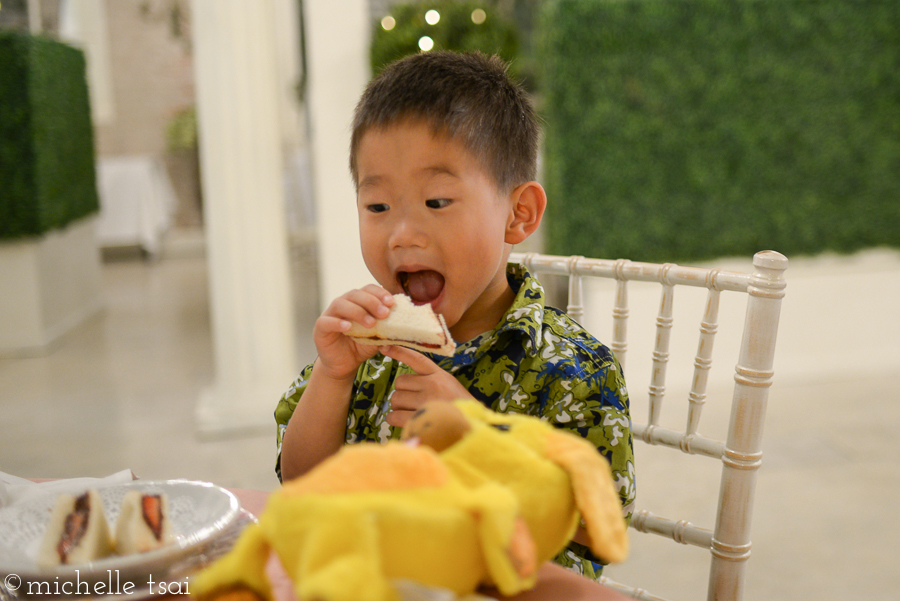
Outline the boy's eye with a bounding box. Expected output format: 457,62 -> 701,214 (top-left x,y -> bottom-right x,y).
367,203 -> 389,213
425,198 -> 451,209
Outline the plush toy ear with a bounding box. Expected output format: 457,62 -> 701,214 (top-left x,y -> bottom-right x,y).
543,431 -> 629,564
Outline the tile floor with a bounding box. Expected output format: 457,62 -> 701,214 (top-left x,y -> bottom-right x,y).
1,235 -> 897,601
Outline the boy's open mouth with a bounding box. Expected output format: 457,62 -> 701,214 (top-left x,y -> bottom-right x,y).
398,270 -> 445,305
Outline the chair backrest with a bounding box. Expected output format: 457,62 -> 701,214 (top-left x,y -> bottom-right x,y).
509,250 -> 788,601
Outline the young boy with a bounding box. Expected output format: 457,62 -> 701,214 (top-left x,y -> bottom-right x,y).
275,51 -> 634,577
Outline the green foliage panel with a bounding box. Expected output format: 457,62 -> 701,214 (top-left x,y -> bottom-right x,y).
0,33 -> 99,240
539,0 -> 900,262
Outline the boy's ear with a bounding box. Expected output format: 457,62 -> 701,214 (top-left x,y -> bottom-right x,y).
505,182 -> 547,245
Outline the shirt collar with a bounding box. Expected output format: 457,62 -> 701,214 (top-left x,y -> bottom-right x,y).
434,262 -> 545,370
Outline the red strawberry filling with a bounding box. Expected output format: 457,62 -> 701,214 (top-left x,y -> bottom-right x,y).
141,494 -> 164,540
398,270 -> 445,304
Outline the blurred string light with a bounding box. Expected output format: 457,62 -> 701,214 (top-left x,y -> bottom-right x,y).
381,7 -> 485,32
418,36 -> 435,51
381,6 -> 486,49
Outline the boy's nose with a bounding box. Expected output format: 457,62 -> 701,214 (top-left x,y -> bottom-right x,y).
389,215 -> 428,249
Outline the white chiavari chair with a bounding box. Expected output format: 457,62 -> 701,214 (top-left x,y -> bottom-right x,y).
509,250 -> 788,601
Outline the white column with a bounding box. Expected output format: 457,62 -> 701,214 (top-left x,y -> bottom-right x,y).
304,0 -> 374,306
190,0 -> 298,436
57,0 -> 115,124
27,0 -> 42,34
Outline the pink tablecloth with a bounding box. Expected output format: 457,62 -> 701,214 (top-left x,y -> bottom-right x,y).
228,488 -> 633,601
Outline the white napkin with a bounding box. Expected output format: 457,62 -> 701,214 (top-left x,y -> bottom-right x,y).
0,469 -> 136,508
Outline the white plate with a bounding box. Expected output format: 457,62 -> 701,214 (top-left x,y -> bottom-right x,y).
0,480 -> 240,593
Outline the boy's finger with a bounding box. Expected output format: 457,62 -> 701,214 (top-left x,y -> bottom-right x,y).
386,408 -> 415,428
327,298 -> 378,328
388,390 -> 420,411
387,391 -> 431,422
393,373 -> 421,392
329,293 -> 390,327
347,287 -> 395,315
381,345 -> 438,375
316,315 -> 352,333
360,284 -> 396,306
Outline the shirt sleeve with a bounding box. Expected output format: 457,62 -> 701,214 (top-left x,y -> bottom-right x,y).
542,351 -> 635,520
274,362 -> 315,482
541,349 -> 636,572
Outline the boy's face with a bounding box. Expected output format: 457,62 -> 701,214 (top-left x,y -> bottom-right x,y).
355,120 -> 515,340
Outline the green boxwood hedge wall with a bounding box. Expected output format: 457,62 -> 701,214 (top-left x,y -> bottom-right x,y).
539,0 -> 900,263
0,33 -> 99,240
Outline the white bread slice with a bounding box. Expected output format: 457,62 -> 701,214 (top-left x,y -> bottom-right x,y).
346,294 -> 456,356
37,489 -> 113,567
115,491 -> 174,554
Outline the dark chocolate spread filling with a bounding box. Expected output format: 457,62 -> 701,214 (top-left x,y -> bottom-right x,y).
57,492 -> 90,563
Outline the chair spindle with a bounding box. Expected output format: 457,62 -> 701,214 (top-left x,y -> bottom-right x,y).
686,285 -> 721,437
648,267 -> 675,427
567,256 -> 585,323
612,259 -> 630,370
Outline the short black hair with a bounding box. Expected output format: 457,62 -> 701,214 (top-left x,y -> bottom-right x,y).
350,51 -> 539,193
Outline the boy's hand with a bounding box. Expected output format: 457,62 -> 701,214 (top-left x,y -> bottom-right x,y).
313,285 -> 396,381
381,345 -> 473,428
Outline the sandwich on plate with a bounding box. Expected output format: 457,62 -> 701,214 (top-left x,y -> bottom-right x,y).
115,490 -> 174,553
38,489 -> 113,567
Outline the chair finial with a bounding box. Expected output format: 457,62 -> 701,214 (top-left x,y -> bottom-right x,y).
752,250 -> 788,272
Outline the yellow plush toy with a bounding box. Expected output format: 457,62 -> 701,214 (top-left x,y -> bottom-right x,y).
191,400 -> 628,601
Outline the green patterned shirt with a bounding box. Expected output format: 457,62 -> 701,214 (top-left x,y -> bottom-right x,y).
274,263 -> 635,577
